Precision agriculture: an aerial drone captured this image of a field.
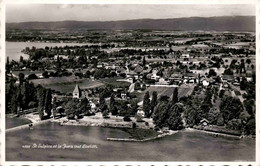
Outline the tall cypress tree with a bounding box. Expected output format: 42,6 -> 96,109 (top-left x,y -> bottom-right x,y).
110,94 -> 118,115
21,82 -> 30,110
143,91 -> 151,117
142,56 -> 146,67
172,88 -> 178,105
37,87 -> 46,120
44,89 -> 52,117
150,91 -> 158,117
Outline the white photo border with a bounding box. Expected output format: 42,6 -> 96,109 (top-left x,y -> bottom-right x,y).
0,0 -> 259,166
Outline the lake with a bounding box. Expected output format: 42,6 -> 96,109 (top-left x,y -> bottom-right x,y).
6,122 -> 255,161
6,117 -> 32,129
6,42 -> 87,61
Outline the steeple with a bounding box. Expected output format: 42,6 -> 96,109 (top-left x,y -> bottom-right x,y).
73,84 -> 81,99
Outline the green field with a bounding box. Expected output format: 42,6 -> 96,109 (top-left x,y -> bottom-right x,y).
135,84 -> 195,101
99,77 -> 131,88
30,76 -> 104,94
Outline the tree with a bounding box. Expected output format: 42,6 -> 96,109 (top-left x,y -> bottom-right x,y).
223,68 -> 233,75
57,55 -> 61,70
219,89 -> 225,98
220,96 -> 243,124
19,56 -> 24,64
42,71 -> 49,78
6,56 -> 10,73
167,103 -> 183,130
244,118 -> 255,135
153,102 -> 170,128
246,59 -> 251,65
37,87 -> 46,120
64,98 -> 80,119
99,93 -> 107,112
21,82 -> 30,109
240,77 -> 247,90
27,74 -> 38,80
110,94 -> 118,115
208,109 -> 220,125
143,91 -> 151,117
142,56 -> 146,67
52,97 -> 57,118
243,99 -> 255,115
159,95 -> 170,102
129,101 -> 138,116
150,91 -> 158,117
227,119 -> 242,131
183,97 -> 202,127
208,69 -> 217,77
10,94 -> 18,114
102,109 -> 109,118
44,89 -> 52,117
172,88 -> 178,104
18,73 -> 25,86
79,97 -> 91,115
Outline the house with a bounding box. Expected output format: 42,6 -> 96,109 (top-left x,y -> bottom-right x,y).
181,53 -> 190,59
137,110 -> 145,118
202,79 -> 210,87
169,73 -> 182,83
97,62 -> 104,68
73,84 -> 82,99
222,75 -> 235,83
134,65 -> 143,74
121,93 -> 127,100
200,118 -> 209,126
54,55 -> 66,60
89,100 -> 97,113
116,66 -> 126,75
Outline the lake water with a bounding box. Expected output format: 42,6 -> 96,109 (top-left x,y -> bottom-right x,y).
6,42 -> 87,61
6,122 -> 255,161
6,117 -> 32,129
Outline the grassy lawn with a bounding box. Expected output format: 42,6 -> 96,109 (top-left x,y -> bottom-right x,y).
30,76 -> 104,94
98,77 -> 131,88
134,84 -> 194,101
121,128 -> 159,140
137,86 -> 175,101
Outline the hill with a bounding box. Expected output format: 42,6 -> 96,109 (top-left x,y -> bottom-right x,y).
6,16 -> 255,31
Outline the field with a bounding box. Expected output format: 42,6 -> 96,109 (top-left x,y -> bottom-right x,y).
135,84 -> 195,101
99,77 -> 131,88
30,76 -> 104,94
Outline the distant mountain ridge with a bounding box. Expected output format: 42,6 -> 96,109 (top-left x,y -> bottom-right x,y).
6,16 -> 255,31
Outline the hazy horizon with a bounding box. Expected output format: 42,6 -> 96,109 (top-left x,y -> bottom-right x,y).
6,4 -> 255,23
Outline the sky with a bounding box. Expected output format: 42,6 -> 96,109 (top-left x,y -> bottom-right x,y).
6,4 -> 255,23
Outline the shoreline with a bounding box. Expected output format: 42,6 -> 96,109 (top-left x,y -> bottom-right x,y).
187,128 -> 255,139
6,116 -> 255,140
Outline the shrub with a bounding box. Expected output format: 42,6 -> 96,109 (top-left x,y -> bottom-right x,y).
234,90 -> 241,96
132,122 -> 137,128
27,74 -> 38,80
227,119 -> 242,131
123,116 -> 131,122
